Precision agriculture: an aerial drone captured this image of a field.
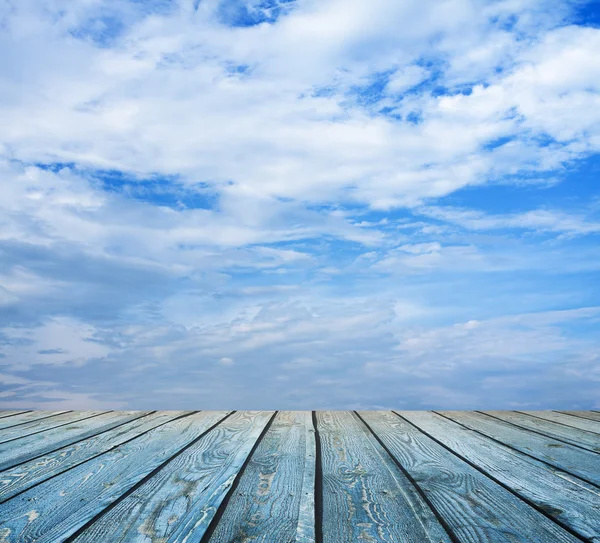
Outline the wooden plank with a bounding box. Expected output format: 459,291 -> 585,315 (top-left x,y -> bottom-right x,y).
483,411 -> 600,452
559,411 -> 600,423
297,414 -> 317,543
204,411 -> 315,543
360,411 -> 580,543
0,411 -> 230,543
521,411 -> 600,435
0,411 -> 106,445
0,412 -> 189,502
0,411 -> 70,431
440,411 -> 600,486
402,411 -> 600,542
0,411 -> 149,471
0,411 -> 30,420
318,411 -> 451,543
71,411 -> 274,543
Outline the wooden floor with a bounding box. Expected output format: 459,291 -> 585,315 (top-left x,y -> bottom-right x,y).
0,411 -> 599,542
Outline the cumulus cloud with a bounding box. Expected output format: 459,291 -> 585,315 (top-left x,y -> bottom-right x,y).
0,0 -> 599,408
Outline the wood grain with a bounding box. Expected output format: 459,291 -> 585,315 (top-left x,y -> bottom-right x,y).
519,411 -> 600,435
206,411 -> 316,543
361,411 -> 580,543
560,411 -> 600,424
482,411 -> 600,452
71,411 -> 273,543
0,411 -> 106,445
0,411 -> 230,543
0,410 -> 597,543
440,411 -> 600,486
0,411 -> 69,431
402,410 -> 600,542
319,411 -> 451,543
0,411 -> 30,420
0,411 -> 148,472
0,411 -> 188,502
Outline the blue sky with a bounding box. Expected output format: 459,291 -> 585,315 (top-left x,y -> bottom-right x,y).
0,0 -> 599,410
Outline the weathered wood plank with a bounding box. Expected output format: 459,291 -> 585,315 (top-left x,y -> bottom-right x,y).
205,411 -> 315,543
0,412 -> 189,502
0,411 -> 230,543
0,411 -> 30,420
0,411 -> 106,445
482,411 -> 600,452
402,410 -> 600,542
440,411 -> 600,486
0,411 -> 69,431
560,411 -> 600,423
360,411 -> 580,543
71,411 -> 274,543
319,411 -> 451,543
2,410 -> 599,543
0,411 -> 149,472
521,411 -> 600,435
297,414 -> 317,543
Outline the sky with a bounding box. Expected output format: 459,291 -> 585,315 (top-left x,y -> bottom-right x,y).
0,0 -> 599,410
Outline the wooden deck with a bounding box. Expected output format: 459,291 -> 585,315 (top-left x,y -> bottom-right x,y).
0,410 -> 599,542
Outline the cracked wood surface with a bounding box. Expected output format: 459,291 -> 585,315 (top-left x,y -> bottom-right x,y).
0,410 -> 598,543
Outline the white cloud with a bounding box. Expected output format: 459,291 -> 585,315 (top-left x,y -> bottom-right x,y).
2,301 -> 598,409
0,0 -> 598,209
0,317 -> 112,369
0,0 -> 599,409
420,206 -> 600,236
386,65 -> 429,94
372,242 -> 486,273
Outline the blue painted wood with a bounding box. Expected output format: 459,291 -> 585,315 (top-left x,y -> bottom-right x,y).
0,411 -> 188,502
0,410 -> 598,543
482,410 -> 600,452
319,411 -> 451,543
0,411 -> 148,472
441,411 -> 600,486
520,411 -> 600,435
0,411 -> 106,445
0,412 -> 230,543
402,410 -> 600,542
205,411 -> 316,543
0,411 -> 30,420
0,411 -> 70,431
361,411 -> 580,543
71,411 -> 274,543
560,410 -> 600,423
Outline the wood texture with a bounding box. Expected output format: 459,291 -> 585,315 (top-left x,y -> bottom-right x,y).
0,411 -> 188,502
440,410 -> 600,486
481,410 -> 600,452
0,411 -> 69,431
0,412 -> 230,543
560,410 -> 600,423
0,411 -> 30,420
0,411 -> 148,472
402,410 -> 600,542
0,410 -> 597,543
0,411 -> 106,445
520,410 -> 600,435
319,411 -> 451,543
71,411 -> 273,543
205,411 -> 315,543
362,411 -> 580,543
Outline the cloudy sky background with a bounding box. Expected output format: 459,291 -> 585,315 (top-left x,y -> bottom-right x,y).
1,0 -> 599,410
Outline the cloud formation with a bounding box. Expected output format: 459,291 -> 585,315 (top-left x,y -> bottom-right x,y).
0,0 -> 599,409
